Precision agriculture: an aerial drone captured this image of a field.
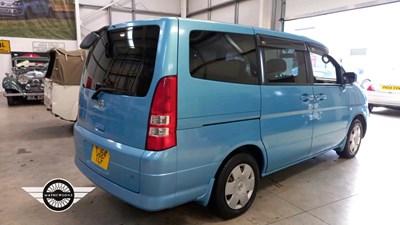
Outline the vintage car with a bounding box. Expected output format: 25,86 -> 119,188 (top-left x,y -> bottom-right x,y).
44,48 -> 85,121
0,0 -> 54,19
2,56 -> 49,106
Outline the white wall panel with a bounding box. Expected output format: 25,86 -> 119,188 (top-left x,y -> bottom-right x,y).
80,8 -> 109,37
211,5 -> 235,23
212,0 -> 230,6
238,0 -> 259,26
111,11 -> 134,24
188,0 -> 208,13
190,12 -> 208,20
258,0 -> 275,29
114,0 -> 132,8
135,0 -> 180,14
79,0 -> 111,7
135,14 -> 162,20
187,0 -> 277,28
286,0 -> 400,20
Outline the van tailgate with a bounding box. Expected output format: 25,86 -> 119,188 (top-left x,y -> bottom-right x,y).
77,89 -> 151,149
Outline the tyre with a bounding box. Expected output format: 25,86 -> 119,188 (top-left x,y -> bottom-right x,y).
7,96 -> 15,106
368,104 -> 374,112
210,153 -> 259,219
25,8 -> 34,20
47,8 -> 55,18
337,119 -> 363,158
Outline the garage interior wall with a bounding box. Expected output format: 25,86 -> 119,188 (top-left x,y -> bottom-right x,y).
285,0 -> 400,20
79,0 -> 181,40
2,0 -> 398,92
186,0 -> 281,29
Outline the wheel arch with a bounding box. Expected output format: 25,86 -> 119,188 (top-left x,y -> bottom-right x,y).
3,79 -> 23,94
353,114 -> 367,138
23,6 -> 34,18
206,145 -> 265,218
214,144 -> 266,180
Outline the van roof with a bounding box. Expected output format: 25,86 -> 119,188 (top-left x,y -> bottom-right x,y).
108,17 -> 327,50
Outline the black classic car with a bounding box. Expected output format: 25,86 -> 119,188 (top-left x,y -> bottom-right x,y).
2,56 -> 49,106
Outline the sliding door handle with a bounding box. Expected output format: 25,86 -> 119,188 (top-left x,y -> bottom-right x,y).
315,94 -> 327,101
300,94 -> 314,102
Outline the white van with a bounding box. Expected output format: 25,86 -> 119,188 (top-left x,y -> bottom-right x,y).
44,48 -> 85,121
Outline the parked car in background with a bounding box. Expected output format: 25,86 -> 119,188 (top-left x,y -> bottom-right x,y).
0,0 -> 54,19
360,71 -> 400,112
2,56 -> 48,106
44,48 -> 86,121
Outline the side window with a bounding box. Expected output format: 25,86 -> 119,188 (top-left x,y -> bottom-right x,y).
310,52 -> 337,84
264,48 -> 307,84
189,31 -> 258,85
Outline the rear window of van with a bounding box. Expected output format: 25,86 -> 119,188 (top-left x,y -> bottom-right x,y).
83,25 -> 160,97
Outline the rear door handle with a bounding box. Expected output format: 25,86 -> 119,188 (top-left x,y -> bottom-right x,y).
300,94 -> 314,102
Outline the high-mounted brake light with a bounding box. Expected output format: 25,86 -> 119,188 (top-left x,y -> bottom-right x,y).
367,85 -> 375,91
146,76 -> 177,151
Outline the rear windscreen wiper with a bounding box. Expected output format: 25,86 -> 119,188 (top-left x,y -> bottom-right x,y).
91,87 -> 133,100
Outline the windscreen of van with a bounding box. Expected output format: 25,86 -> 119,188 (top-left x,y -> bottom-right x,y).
83,25 -> 160,97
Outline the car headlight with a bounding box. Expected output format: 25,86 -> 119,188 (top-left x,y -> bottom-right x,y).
13,0 -> 22,5
18,74 -> 29,84
27,70 -> 45,79
34,71 -> 45,79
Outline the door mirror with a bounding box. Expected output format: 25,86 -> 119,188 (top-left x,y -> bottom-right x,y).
343,72 -> 357,84
80,32 -> 100,49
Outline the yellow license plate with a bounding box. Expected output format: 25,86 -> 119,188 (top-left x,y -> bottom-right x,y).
91,145 -> 110,170
381,85 -> 400,91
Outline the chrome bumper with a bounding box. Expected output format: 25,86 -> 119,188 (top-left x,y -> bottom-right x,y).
3,92 -> 44,97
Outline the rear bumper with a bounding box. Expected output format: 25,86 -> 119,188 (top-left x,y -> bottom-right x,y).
367,91 -> 400,107
3,92 -> 44,97
75,157 -> 178,211
73,123 -> 178,211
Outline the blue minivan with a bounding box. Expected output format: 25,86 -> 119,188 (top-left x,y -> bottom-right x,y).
74,17 -> 368,219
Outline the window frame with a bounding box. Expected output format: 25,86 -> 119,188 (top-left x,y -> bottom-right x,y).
256,34 -> 310,86
306,43 -> 342,86
82,25 -> 160,97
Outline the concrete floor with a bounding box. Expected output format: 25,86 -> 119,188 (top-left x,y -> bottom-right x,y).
1,97 -> 399,225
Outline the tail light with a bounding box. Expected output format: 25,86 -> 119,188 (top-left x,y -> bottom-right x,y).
146,76 -> 177,151
367,85 -> 375,91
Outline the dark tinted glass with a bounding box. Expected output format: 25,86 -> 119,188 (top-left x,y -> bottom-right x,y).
189,31 -> 258,85
263,48 -> 307,84
83,25 -> 160,97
